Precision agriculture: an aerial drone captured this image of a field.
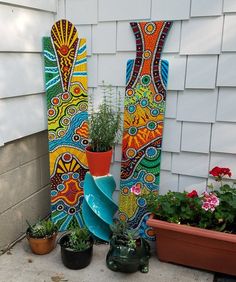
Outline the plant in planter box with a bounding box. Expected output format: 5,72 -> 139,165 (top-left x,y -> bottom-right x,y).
106,220 -> 150,273
59,227 -> 93,269
26,218 -> 58,255
131,166 -> 236,275
86,84 -> 122,176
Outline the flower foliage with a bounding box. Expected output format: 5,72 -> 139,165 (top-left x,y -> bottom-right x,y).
131,167 -> 236,233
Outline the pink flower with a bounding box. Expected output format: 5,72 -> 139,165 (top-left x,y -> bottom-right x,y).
202,202 -> 210,211
131,184 -> 141,195
201,192 -> 219,212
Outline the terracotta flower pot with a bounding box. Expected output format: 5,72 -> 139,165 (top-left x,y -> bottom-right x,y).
147,214 -> 236,276
27,232 -> 57,255
85,146 -> 112,176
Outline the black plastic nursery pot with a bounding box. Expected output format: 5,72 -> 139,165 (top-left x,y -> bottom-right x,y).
59,234 -> 93,270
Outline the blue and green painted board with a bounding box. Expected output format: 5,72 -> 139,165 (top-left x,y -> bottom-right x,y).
43,20 -> 89,230
119,21 -> 172,240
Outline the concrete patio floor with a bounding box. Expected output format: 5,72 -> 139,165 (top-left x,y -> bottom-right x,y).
0,237 -> 216,282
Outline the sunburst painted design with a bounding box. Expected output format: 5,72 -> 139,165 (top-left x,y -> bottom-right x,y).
43,20 -> 88,230
51,20 -> 78,91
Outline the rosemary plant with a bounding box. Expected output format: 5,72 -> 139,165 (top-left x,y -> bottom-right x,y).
88,84 -> 122,152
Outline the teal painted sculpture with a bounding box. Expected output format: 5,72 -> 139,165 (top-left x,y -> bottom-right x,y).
82,173 -> 118,241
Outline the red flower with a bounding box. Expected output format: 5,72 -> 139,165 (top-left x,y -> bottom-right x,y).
209,166 -> 232,178
209,166 -> 221,177
221,168 -> 232,177
187,190 -> 198,198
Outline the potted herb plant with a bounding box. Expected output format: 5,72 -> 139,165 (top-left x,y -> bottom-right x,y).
106,220 -> 150,273
26,218 -> 58,255
131,166 -> 236,276
59,227 -> 93,269
86,85 -> 122,176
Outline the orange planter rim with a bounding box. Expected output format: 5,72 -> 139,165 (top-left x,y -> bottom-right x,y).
147,214 -> 236,243
85,146 -> 112,154
26,231 -> 57,240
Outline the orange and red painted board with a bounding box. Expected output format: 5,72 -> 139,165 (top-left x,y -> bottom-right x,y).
119,22 -> 172,240
43,20 -> 88,230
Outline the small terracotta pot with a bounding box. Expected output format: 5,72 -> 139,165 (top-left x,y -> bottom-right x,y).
147,214 -> 236,276
85,146 -> 112,176
27,232 -> 57,255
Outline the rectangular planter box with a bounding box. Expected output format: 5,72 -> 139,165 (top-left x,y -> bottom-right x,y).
147,214 -> 236,276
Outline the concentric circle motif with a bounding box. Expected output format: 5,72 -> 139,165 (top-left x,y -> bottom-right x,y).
79,102 -> 88,112
140,98 -> 148,107
126,148 -> 137,159
144,173 -> 155,183
145,146 -> 158,158
122,187 -> 130,195
128,105 -> 136,113
51,190 -> 58,197
62,92 -> 70,101
146,228 -> 155,237
68,207 -> 76,215
137,197 -> 146,207
72,173 -> 79,179
128,126 -> 138,136
126,88 -> 134,97
59,44 -> 69,56
61,117 -> 70,126
154,93 -> 163,103
151,109 -> 159,117
62,153 -> 72,163
48,132 -> 56,141
147,121 -> 157,131
61,173 -> 70,181
72,134 -> 80,142
141,74 -> 151,86
57,204 -> 64,211
51,96 -> 60,106
67,106 -> 77,115
144,22 -> 156,35
57,184 -> 65,191
81,139 -> 89,146
118,212 -> 128,222
48,108 -> 56,117
74,86 -> 80,95
58,129 -> 65,137
142,50 -> 151,60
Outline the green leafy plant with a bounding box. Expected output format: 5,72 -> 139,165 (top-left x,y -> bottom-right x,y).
88,84 -> 122,152
131,166 -> 236,233
110,220 -> 139,248
26,218 -> 58,238
65,227 -> 92,252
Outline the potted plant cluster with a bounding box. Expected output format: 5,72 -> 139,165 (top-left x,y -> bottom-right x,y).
26,218 -> 58,255
59,227 -> 93,269
131,166 -> 236,275
106,220 -> 150,273
86,84 -> 122,176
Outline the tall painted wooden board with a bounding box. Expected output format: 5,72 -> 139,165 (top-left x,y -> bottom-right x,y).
119,22 -> 172,240
43,20 -> 89,230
